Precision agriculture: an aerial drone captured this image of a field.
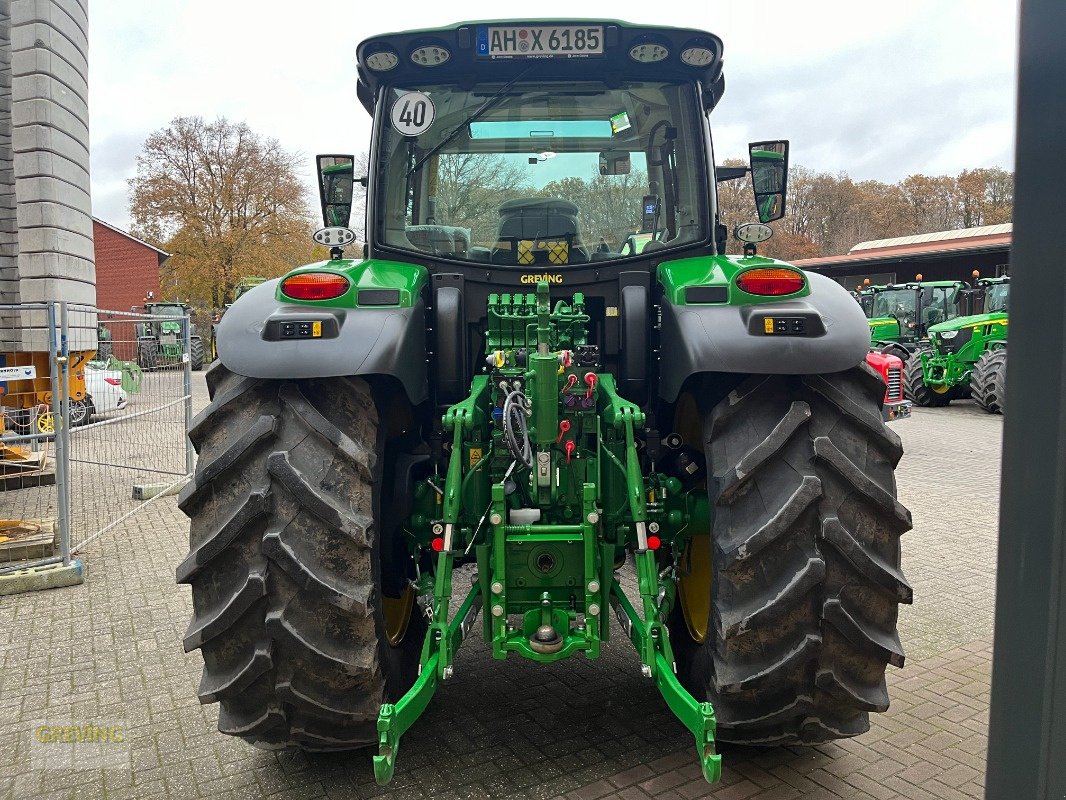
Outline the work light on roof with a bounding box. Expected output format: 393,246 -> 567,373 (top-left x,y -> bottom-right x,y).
628,42 -> 669,64
680,46 -> 715,67
365,50 -> 399,72
411,45 -> 450,67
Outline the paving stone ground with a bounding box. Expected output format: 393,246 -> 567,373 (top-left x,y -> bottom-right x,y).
0,376 -> 1002,799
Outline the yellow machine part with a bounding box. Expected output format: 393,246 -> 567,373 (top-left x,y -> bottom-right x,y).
382,587 -> 416,646
678,535 -> 711,642
0,350 -> 93,408
673,392 -> 712,643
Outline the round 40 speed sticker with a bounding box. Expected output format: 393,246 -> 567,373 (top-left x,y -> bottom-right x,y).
391,91 -> 435,136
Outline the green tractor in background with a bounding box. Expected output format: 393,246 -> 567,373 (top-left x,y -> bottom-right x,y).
864,277 -> 968,359
905,276 -> 1009,411
209,278 -> 268,361
137,301 -> 204,371
852,282 -> 879,318
180,21 -> 911,786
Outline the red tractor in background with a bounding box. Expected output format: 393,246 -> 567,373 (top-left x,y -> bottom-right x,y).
866,351 -> 911,421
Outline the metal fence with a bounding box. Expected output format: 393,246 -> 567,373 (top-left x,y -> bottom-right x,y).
0,302 -> 69,575
0,302 -> 194,584
66,304 -> 194,555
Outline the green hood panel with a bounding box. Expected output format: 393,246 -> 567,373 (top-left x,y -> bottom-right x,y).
929,311 -> 1008,333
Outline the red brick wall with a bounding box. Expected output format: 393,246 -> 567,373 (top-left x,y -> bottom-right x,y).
93,220 -> 162,314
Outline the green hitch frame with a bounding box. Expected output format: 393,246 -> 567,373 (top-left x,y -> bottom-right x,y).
610,583 -> 722,783
373,281 -> 720,787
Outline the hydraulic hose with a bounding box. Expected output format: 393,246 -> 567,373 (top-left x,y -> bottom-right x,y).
502,390 -> 532,468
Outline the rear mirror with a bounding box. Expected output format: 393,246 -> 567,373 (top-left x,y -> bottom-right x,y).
316,154 -> 355,228
748,140 -> 789,223
598,150 -> 631,176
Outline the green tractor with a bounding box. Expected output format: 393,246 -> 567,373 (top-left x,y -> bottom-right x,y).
180,21 -> 910,786
853,283 -> 880,318
233,276 -> 266,302
865,278 -> 968,359
905,276 -> 1009,411
137,301 -> 204,371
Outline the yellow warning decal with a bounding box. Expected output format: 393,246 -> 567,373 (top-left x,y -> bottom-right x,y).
469,447 -> 483,468
764,317 -> 774,334
312,321 -> 322,338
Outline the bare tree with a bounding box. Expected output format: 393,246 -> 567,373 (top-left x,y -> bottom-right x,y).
433,153 -> 529,244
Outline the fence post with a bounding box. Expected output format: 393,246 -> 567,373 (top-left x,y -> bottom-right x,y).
49,302 -> 71,566
183,312 -> 194,476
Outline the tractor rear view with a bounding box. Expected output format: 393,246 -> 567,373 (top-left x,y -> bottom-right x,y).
137,302 -> 204,371
179,20 -> 911,786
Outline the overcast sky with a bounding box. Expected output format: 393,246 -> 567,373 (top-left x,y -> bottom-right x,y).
88,0 -> 1018,230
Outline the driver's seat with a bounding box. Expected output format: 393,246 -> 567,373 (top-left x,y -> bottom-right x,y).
492,198 -> 589,265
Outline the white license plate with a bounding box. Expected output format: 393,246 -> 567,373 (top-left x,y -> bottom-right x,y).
477,25 -> 604,58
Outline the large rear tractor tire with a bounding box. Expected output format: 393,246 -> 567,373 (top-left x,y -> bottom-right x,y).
970,349 -> 1007,414
903,356 -> 950,407
670,365 -> 912,744
178,364 -> 424,750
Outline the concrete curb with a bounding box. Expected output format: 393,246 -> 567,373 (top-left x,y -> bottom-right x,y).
0,558 -> 84,595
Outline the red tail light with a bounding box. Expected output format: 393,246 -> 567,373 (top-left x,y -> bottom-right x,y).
280,272 -> 350,301
736,268 -> 805,296
104,377 -> 121,386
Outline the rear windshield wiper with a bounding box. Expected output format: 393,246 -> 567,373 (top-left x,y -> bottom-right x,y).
405,65 -> 536,179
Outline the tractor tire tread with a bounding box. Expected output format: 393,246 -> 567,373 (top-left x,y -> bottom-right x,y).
971,348 -> 1007,414
679,366 -> 911,745
180,365 -> 394,751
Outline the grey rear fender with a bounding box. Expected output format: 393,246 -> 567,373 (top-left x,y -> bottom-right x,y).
658,271 -> 870,401
216,279 -> 428,404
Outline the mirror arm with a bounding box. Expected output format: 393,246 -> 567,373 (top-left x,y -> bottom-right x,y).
358,175 -> 369,187
715,167 -> 749,182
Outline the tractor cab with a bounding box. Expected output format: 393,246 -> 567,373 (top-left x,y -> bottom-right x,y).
867,279 -> 967,356
138,302 -> 187,339
358,25 -> 728,275
980,276 -> 1010,314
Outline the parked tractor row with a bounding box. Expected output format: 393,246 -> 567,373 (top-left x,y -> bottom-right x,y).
855,273 -> 1009,414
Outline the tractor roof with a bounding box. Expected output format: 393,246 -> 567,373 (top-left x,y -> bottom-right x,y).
875,281 -> 966,291
355,20 -> 724,114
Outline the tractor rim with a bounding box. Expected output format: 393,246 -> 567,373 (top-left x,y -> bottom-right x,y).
673,391 -> 711,643
678,535 -> 711,642
932,383 -> 951,394
382,586 -> 415,646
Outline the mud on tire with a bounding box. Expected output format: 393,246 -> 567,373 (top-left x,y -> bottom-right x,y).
672,365 -> 912,744
178,364 -> 423,750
